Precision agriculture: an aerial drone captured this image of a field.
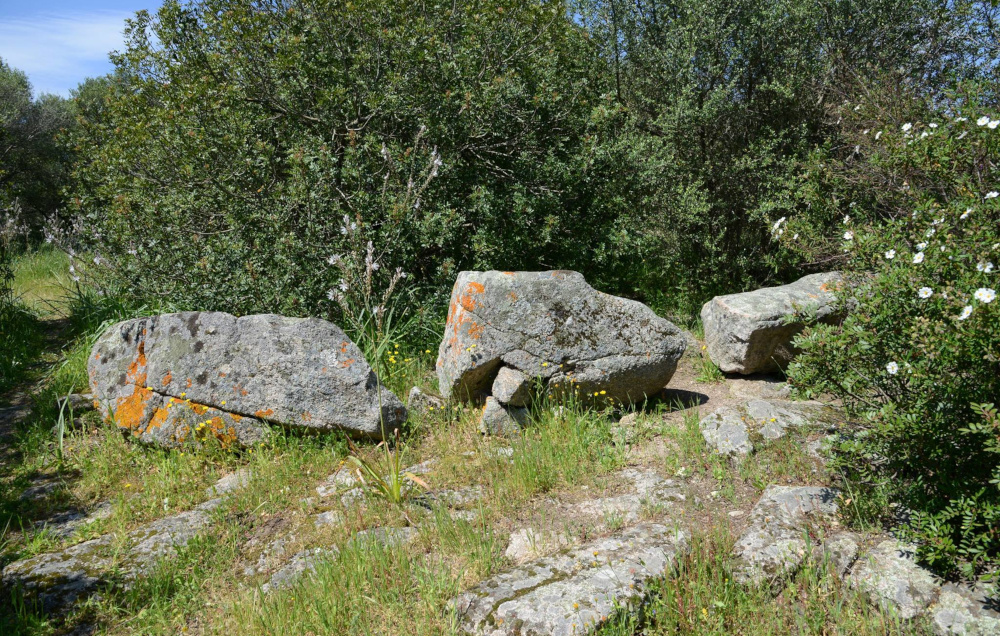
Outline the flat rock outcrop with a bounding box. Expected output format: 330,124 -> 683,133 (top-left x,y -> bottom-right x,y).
3,472 -> 248,613
731,485 -> 840,587
701,272 -> 843,374
849,539 -> 940,620
437,271 -> 686,420
700,399 -> 827,458
452,523 -> 688,635
88,311 -> 405,445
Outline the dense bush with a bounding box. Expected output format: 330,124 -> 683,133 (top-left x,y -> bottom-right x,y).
69,0 -> 611,322
788,88 -> 1000,579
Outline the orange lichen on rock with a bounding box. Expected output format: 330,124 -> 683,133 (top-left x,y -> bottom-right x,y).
255,409 -> 274,419
161,371 -> 172,386
113,342 -> 151,431
468,322 -> 484,340
301,411 -> 313,423
338,358 -> 355,368
148,406 -> 169,430
458,281 -> 485,312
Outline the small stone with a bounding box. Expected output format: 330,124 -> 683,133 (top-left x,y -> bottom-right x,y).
56,393 -> 96,414
491,367 -> 533,406
849,539 -> 941,620
313,510 -> 343,527
728,378 -> 792,400
407,386 -> 445,416
812,531 -> 859,577
206,468 -> 253,496
728,510 -> 745,518
699,407 -> 752,457
478,397 -> 528,436
262,548 -> 336,594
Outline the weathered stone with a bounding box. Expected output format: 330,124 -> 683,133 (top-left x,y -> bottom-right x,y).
312,510 -> 344,527
812,531 -> 859,577
88,311 -> 406,444
701,272 -> 843,375
505,528 -> 574,563
700,407 -> 752,457
349,526 -> 419,549
261,548 -> 336,594
3,473 -> 248,613
573,468 -> 683,524
492,367 -> 533,406
452,523 -> 688,636
32,502 -> 113,540
930,584 -> 1000,635
850,539 -> 941,620
437,271 -> 686,404
731,486 -> 840,587
207,468 -> 254,496
745,399 -> 808,439
478,396 -> 528,436
407,386 -> 445,416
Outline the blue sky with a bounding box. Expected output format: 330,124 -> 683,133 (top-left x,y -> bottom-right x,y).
0,0 -> 156,96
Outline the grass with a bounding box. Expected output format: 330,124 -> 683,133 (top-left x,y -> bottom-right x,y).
11,247 -> 72,317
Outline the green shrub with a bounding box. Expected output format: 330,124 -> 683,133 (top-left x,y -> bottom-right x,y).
0,215 -> 42,395
788,91 -> 1000,579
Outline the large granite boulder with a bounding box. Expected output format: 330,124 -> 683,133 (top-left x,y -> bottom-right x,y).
701,272 -> 843,375
437,271 -> 686,406
88,312 -> 405,445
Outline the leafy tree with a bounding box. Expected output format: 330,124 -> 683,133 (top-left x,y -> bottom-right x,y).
69,0 -> 609,321
0,58 -> 75,236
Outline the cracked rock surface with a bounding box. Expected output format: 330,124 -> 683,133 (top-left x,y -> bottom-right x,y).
452,523 -> 688,636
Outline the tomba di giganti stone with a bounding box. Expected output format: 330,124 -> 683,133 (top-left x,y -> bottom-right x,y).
88,311 -> 406,446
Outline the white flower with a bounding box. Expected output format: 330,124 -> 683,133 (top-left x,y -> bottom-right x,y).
955,117 -> 967,122
986,191 -> 999,199
93,256 -> 103,266
960,208 -> 972,220
854,104 -> 861,112
843,215 -> 851,225
940,245 -> 946,252
974,288 -> 996,303
929,122 -> 938,128
990,120 -> 1000,130
326,289 -> 338,302
71,275 -> 80,283
958,306 -> 973,321
926,228 -> 936,238
338,280 -> 349,292
912,210 -> 920,218
920,131 -> 929,139
977,262 -> 989,272
885,249 -> 896,260
875,130 -> 883,140
127,248 -> 138,256
886,361 -> 899,375
792,233 -> 799,240
986,262 -> 995,273
932,217 -> 943,226
327,254 -> 341,266
843,231 -> 854,240
371,262 -> 380,271
68,264 -> 76,274
918,287 -> 933,299
917,242 -> 927,250
772,217 -> 786,231
913,252 -> 925,264
902,123 -> 913,132
977,116 -> 990,126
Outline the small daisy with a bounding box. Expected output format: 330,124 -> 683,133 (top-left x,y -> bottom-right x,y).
977,116 -> 990,126
926,228 -> 936,237
918,287 -> 933,299
974,288 -> 996,303
843,231 -> 854,240
885,249 -> 896,260
990,120 -> 1000,129
960,208 -> 972,220
929,122 -> 938,128
917,242 -> 927,250
843,215 -> 851,225
913,252 -> 925,264
886,361 -> 899,375
955,117 -> 967,122
901,123 -> 913,132
986,192 -> 999,200
958,306 -> 973,321
875,130 -> 883,140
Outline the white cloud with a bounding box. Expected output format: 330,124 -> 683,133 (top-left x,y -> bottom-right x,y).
0,11 -> 134,96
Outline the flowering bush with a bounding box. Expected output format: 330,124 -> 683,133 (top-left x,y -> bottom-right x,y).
788,89 -> 1000,579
